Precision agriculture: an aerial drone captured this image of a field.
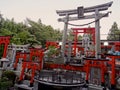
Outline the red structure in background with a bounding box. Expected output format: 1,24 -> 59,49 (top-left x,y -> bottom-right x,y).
114,42 -> 120,51
46,41 -> 59,48
72,28 -> 95,56
0,36 -> 11,58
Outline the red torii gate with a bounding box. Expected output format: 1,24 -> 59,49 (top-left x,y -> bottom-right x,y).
15,48 -> 44,86
72,28 -> 95,56
0,36 -> 11,58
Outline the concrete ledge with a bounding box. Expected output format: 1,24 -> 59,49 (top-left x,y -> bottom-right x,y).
15,84 -> 33,90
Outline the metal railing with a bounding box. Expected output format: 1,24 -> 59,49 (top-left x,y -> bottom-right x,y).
35,70 -> 85,86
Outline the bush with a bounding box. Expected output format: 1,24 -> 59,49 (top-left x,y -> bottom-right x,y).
0,77 -> 13,90
47,46 -> 59,57
0,70 -> 16,90
2,70 -> 16,83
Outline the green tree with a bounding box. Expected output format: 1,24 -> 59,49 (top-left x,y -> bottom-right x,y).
26,18 -> 62,46
0,16 -> 39,45
0,14 -> 62,46
107,22 -> 120,40
0,28 -> 13,36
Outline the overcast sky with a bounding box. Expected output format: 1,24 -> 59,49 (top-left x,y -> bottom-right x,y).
0,0 -> 120,39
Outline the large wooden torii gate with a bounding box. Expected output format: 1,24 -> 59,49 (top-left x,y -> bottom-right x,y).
56,1 -> 113,58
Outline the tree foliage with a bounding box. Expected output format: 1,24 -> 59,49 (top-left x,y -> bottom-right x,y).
107,22 -> 120,40
0,14 -> 62,47
26,18 -> 62,46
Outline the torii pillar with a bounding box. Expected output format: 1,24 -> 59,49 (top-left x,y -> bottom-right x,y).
0,36 -> 11,58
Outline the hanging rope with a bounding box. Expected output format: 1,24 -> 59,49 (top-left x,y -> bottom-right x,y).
67,11 -> 111,27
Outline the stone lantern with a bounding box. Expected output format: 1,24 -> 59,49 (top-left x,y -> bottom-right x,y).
0,58 -> 9,69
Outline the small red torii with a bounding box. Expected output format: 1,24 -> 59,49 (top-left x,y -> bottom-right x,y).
19,61 -> 40,86
71,27 -> 95,56
15,48 -> 44,86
